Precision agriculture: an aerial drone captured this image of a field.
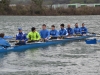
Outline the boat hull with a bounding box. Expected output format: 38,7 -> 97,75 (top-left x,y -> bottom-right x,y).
0,34 -> 95,53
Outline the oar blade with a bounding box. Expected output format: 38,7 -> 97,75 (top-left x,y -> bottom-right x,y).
98,40 -> 100,43
85,39 -> 97,44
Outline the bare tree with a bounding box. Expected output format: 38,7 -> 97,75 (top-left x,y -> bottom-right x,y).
31,0 -> 43,9
0,0 -> 11,14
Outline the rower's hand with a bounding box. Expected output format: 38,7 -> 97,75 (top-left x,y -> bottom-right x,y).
50,35 -> 52,37
16,40 -> 19,43
21,40 -> 25,42
45,38 -> 48,40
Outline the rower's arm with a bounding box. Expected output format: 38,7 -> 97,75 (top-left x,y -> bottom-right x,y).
46,31 -> 50,39
71,29 -> 74,35
24,34 -> 28,41
56,30 -> 59,37
79,28 -> 81,34
36,32 -> 41,40
58,30 -> 61,36
86,28 -> 88,33
16,34 -> 18,40
39,31 -> 42,38
65,29 -> 68,36
27,33 -> 31,40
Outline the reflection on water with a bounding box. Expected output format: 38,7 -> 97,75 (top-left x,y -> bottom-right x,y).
0,16 -> 100,75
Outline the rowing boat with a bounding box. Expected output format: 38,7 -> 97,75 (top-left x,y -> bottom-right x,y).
0,34 -> 96,53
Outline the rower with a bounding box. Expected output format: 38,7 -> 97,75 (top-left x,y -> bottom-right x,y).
0,33 -> 11,48
40,24 -> 50,41
66,24 -> 73,36
15,28 -> 27,45
27,27 -> 41,43
80,23 -> 88,35
59,24 -> 68,38
50,25 -> 58,39
74,23 -> 81,35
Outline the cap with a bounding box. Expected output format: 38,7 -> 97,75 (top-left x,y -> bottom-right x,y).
18,27 -> 22,30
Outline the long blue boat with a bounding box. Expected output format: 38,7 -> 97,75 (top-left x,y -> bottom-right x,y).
0,34 -> 96,53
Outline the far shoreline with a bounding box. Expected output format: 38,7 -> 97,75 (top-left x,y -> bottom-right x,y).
0,15 -> 100,16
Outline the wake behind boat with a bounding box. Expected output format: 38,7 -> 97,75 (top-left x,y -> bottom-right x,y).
0,34 -> 96,53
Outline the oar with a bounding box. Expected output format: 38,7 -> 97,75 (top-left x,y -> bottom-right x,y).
88,32 -> 100,35
95,36 -> 100,37
85,38 -> 100,44
4,36 -> 15,39
9,40 -> 16,43
88,32 -> 100,37
4,33 -> 27,40
85,38 -> 97,44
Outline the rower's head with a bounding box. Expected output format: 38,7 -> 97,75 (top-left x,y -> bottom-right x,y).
42,24 -> 46,30
0,33 -> 4,38
82,23 -> 85,27
75,23 -> 78,28
31,27 -> 36,32
51,25 -> 55,30
18,27 -> 22,33
60,24 -> 64,29
67,24 -> 71,28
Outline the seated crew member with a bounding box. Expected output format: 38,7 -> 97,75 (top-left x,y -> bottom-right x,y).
40,24 -> 50,41
0,33 -> 11,48
15,28 -> 27,45
50,25 -> 58,39
66,24 -> 73,36
27,27 -> 41,43
74,23 -> 81,35
80,23 -> 88,35
59,24 -> 68,38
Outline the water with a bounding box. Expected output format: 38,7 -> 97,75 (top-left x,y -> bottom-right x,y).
0,16 -> 100,75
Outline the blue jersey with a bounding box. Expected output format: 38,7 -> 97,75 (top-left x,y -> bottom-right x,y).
50,30 -> 58,37
67,28 -> 73,35
59,28 -> 67,36
16,32 -> 27,41
0,37 -> 11,47
80,27 -> 88,34
74,27 -> 81,34
40,29 -> 50,39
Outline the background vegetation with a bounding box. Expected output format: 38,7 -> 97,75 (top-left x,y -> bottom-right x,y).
0,0 -> 100,15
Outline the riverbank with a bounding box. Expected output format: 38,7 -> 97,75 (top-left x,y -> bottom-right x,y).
0,6 -> 100,16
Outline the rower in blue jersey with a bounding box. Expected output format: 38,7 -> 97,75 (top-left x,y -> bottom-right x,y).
15,28 -> 27,45
59,24 -> 68,36
40,24 -> 50,40
74,23 -> 81,35
80,23 -> 88,35
0,33 -> 11,48
50,25 -> 58,39
66,24 -> 73,36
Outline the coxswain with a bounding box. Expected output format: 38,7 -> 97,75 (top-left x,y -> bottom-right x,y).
15,28 -> 27,45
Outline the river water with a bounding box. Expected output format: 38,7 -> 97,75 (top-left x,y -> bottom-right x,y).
0,16 -> 100,75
